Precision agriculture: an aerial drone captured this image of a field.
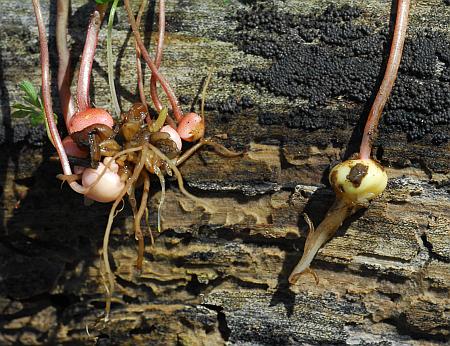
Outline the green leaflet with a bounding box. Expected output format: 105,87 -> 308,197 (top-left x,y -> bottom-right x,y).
12,80 -> 58,147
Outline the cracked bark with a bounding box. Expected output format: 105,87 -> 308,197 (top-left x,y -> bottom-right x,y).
0,0 -> 449,345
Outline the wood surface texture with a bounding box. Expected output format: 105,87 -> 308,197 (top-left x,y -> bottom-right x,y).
0,0 -> 449,345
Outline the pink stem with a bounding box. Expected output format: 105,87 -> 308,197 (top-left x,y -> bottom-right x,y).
77,10 -> 101,112
134,0 -> 150,120
150,0 -> 165,112
32,3 -> 68,168
124,0 -> 183,122
56,0 -> 75,129
151,0 -> 176,129
359,0 -> 410,159
32,0 -> 93,195
32,0 -> 71,175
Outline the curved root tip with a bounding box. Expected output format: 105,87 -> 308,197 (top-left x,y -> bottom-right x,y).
288,268 -> 319,285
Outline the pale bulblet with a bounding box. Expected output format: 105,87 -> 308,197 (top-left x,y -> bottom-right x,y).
329,159 -> 388,205
160,125 -> 182,151
82,158 -> 125,203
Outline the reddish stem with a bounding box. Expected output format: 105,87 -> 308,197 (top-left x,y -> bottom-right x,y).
77,6 -> 106,113
150,0 -> 176,129
359,0 -> 410,159
56,0 -> 75,128
32,0 -> 72,175
150,0 -> 165,112
124,0 -> 183,122
32,0 -> 95,195
134,0 -> 150,119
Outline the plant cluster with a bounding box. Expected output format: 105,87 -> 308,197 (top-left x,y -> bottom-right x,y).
30,0 -> 240,319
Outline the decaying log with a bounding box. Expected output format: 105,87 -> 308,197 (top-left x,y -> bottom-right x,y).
0,0 -> 449,345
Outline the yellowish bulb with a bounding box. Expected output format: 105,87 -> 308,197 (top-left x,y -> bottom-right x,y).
329,159 -> 388,205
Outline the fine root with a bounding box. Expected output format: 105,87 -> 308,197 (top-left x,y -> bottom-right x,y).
134,170 -> 150,271
148,143 -> 216,213
102,146 -> 146,320
154,166 -> 166,233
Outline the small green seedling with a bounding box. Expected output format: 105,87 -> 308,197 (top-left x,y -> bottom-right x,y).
12,80 -> 57,146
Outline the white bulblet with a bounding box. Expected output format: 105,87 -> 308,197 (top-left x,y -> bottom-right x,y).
329,159 -> 388,205
82,157 -> 125,203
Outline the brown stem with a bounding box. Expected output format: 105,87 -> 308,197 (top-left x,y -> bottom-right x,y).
359,0 -> 410,159
56,0 -> 75,128
76,5 -> 107,112
124,0 -> 184,122
288,199 -> 357,285
150,0 -> 165,112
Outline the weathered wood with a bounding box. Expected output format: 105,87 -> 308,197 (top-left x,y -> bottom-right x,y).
0,0 -> 449,345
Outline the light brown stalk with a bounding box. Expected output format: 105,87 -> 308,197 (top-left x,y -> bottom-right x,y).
359,0 -> 410,159
134,170 -> 150,271
175,138 -> 242,167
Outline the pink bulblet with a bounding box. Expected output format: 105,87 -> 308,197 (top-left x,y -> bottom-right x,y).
177,112 -> 204,142
160,125 -> 182,151
81,157 -> 125,203
69,108 -> 114,134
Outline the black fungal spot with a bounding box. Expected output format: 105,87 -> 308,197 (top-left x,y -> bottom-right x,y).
230,3 -> 450,145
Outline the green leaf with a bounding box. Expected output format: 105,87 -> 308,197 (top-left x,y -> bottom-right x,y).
18,80 -> 40,107
14,80 -> 57,138
18,80 -> 37,99
30,113 -> 45,126
12,110 -> 32,118
12,103 -> 37,112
